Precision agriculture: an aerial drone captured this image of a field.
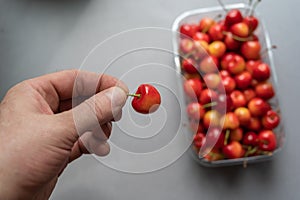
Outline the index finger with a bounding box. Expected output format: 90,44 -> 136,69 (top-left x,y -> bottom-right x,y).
27,69 -> 129,112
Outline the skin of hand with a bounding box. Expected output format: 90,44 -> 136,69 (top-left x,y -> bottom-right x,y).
0,70 -> 129,200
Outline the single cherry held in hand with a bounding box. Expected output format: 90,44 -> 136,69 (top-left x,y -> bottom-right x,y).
129,84 -> 161,114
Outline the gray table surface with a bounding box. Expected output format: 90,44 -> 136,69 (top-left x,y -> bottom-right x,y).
1,0 -> 300,199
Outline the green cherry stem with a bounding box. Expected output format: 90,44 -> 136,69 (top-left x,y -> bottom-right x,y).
203,101 -> 218,108
127,93 -> 141,98
224,129 -> 230,146
222,31 -> 254,42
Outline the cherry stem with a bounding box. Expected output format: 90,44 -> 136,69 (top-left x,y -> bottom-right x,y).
127,93 -> 141,98
244,146 -> 258,157
260,45 -> 277,56
224,129 -> 230,146
203,101 -> 218,108
217,0 -> 228,13
249,0 -> 261,16
222,31 -> 254,42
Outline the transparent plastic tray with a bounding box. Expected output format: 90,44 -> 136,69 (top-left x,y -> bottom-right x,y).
172,3 -> 285,167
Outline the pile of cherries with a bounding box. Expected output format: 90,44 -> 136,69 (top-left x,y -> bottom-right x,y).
179,7 -> 280,161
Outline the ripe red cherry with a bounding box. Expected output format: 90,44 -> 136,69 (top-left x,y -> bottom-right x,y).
199,89 -> 218,105
199,55 -> 219,73
187,102 -> 205,121
230,22 -> 249,38
258,130 -> 277,151
262,110 -> 280,129
224,9 -> 243,27
230,128 -> 243,142
180,24 -> 197,38
248,97 -> 271,117
180,38 -> 195,53
243,88 -> 256,103
208,41 -> 226,58
243,132 -> 258,146
243,16 -> 259,33
220,70 -> 230,78
182,58 -> 198,74
203,110 -> 221,129
234,107 -> 251,125
241,41 -> 261,60
247,117 -> 262,131
208,24 -> 225,41
252,63 -> 271,81
255,82 -> 275,100
221,112 -> 240,130
215,93 -> 233,112
235,71 -> 252,90
221,53 -> 245,75
131,84 -> 161,114
193,132 -> 206,148
183,78 -> 202,99
203,73 -> 221,89
222,141 -> 244,159
230,90 -> 247,109
246,60 -> 261,74
205,128 -> 225,149
219,76 -> 236,94
193,32 -> 211,43
199,17 -> 216,32
224,32 -> 241,50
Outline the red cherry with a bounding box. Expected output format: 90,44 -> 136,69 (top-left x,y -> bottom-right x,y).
222,141 -> 244,159
199,89 -> 218,105
220,76 -> 236,94
230,128 -> 243,142
208,41 -> 226,58
252,63 -> 271,81
193,132 -> 206,148
224,9 -> 243,27
180,24 -> 197,38
262,110 -> 280,129
131,84 -> 161,114
221,53 -> 245,75
187,102 -> 205,121
246,60 -> 261,74
230,90 -> 247,109
203,110 -> 221,129
235,71 -> 252,89
243,132 -> 259,146
243,88 -> 256,103
183,78 -> 202,99
182,58 -> 198,74
199,17 -> 216,32
247,117 -> 262,131
241,41 -> 261,60
221,112 -> 240,130
248,97 -> 271,117
203,73 -> 221,89
193,32 -> 211,43
243,16 -> 259,33
199,55 -> 219,74
234,107 -> 251,125
255,82 -> 275,100
224,32 -> 241,50
180,38 -> 195,54
230,22 -> 249,38
258,130 -> 277,151
203,128 -> 224,149
208,24 -> 225,41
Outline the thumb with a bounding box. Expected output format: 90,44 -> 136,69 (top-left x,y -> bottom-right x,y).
58,86 -> 128,141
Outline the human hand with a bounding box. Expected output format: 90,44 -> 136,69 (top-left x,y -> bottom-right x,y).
0,70 -> 128,199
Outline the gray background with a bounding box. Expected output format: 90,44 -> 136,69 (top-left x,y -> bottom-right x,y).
0,0 -> 299,199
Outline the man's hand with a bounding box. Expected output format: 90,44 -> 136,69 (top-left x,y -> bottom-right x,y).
0,70 -> 128,199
